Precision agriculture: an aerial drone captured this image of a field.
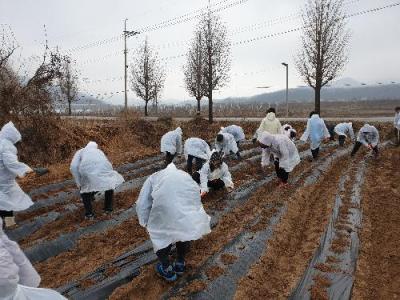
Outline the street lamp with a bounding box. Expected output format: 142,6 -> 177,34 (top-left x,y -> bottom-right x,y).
281,62 -> 289,118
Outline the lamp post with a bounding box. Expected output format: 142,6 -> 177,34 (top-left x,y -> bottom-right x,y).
281,62 -> 289,117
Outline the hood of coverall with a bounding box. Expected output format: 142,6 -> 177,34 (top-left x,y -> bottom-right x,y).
0,122 -> 22,145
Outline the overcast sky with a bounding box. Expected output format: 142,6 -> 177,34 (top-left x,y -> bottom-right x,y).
1,0 -> 400,105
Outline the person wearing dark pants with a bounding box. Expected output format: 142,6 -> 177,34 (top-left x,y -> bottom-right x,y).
220,125 -> 245,159
258,132 -> 300,188
338,135 -> 346,147
136,163 -> 211,282
184,137 -> 211,176
199,151 -> 234,198
161,127 -> 183,166
311,147 -> 320,159
70,142 -> 124,220
351,124 -> 380,158
81,190 -> 114,218
334,123 -> 355,147
156,241 -> 190,276
274,159 -> 289,184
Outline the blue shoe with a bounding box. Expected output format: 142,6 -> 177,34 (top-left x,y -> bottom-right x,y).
155,263 -> 177,282
173,261 -> 186,276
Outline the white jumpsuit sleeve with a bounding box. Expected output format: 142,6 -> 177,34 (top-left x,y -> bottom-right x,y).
136,176 -> 154,227
229,136 -> 239,154
300,120 -> 310,142
176,134 -> 183,154
349,125 -> 355,140
322,121 -> 331,139
199,164 -> 210,194
371,128 -> 380,147
70,149 -> 82,188
221,164 -> 234,189
2,148 -> 31,178
0,246 -> 19,298
261,148 -> 271,167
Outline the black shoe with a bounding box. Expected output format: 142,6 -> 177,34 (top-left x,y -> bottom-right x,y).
85,213 -> 95,220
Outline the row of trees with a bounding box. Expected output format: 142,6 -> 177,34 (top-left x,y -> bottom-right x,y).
131,0 -> 350,121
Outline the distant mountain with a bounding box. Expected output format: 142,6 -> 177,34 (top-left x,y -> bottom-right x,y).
217,83 -> 400,105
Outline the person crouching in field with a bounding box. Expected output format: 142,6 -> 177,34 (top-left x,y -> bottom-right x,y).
0,122 -> 35,228
184,137 -> 211,176
136,163 -> 211,282
351,124 -> 380,158
334,122 -> 355,147
300,112 -> 331,159
258,132 -> 300,188
220,125 -> 246,154
282,124 -> 297,141
215,132 -> 240,159
160,127 -> 183,165
197,151 -> 234,198
70,141 -> 125,219
394,106 -> 400,145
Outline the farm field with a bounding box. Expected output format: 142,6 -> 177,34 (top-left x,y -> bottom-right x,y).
5,118 -> 398,300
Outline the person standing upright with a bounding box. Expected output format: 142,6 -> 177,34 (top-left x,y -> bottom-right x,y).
253,108 -> 282,142
394,107 -> 400,145
300,112 -> 331,159
0,122 -> 34,228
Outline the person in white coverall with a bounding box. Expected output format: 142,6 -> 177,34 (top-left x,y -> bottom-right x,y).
160,127 -> 183,165
197,150 -> 234,197
136,163 -> 211,282
215,132 -> 240,159
300,112 -> 331,159
282,124 -> 297,141
70,141 -> 125,219
258,132 -> 300,187
0,122 -> 34,228
220,125 -> 245,155
0,219 -> 67,300
252,108 -> 282,143
334,122 -> 355,147
394,106 -> 400,145
351,124 -> 380,157
184,137 -> 211,175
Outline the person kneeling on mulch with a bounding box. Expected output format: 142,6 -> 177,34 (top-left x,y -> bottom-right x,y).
136,163 -> 211,282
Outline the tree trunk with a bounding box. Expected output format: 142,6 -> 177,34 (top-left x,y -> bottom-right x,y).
68,99 -> 72,116
196,98 -> 201,114
314,86 -> 321,115
145,101 -> 148,116
208,92 -> 213,123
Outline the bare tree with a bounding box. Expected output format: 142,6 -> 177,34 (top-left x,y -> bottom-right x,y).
0,25 -> 18,69
131,38 -> 165,116
183,31 -> 206,114
196,8 -> 231,123
296,0 -> 350,114
59,55 -> 79,115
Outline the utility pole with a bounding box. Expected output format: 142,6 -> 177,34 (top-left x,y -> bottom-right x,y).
123,19 -> 140,113
281,62 -> 289,117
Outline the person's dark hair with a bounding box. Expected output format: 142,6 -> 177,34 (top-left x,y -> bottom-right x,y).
216,134 -> 224,142
284,126 -> 291,131
395,106 -> 400,112
267,107 -> 276,114
309,111 -> 317,118
290,131 -> 297,139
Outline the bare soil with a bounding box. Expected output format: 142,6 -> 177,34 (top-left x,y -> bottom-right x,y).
352,147 -> 400,299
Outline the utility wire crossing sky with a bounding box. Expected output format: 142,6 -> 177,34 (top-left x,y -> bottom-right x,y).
1,0 -> 399,105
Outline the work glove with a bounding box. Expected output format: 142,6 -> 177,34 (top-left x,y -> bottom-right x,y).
201,191 -> 207,198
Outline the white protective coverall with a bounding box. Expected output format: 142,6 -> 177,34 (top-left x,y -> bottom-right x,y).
258,132 -> 300,172
300,114 -> 331,150
282,124 -> 297,140
184,138 -> 211,161
357,124 -> 379,147
0,122 -> 33,212
220,125 -> 245,142
70,142 -> 124,194
215,132 -> 238,156
160,127 -> 183,155
198,161 -> 234,194
0,220 -> 66,300
256,112 -> 282,136
394,112 -> 400,130
136,163 -> 211,252
334,122 -> 355,140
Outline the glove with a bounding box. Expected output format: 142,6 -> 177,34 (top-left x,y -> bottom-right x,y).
252,138 -> 257,144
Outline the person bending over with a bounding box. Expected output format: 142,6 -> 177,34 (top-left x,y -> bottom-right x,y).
258,132 -> 300,187
184,137 -> 211,175
351,124 -> 379,158
300,112 -> 330,159
215,132 -> 240,159
70,141 -> 124,219
136,163 -> 211,282
160,127 -> 183,165
334,122 -> 355,147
